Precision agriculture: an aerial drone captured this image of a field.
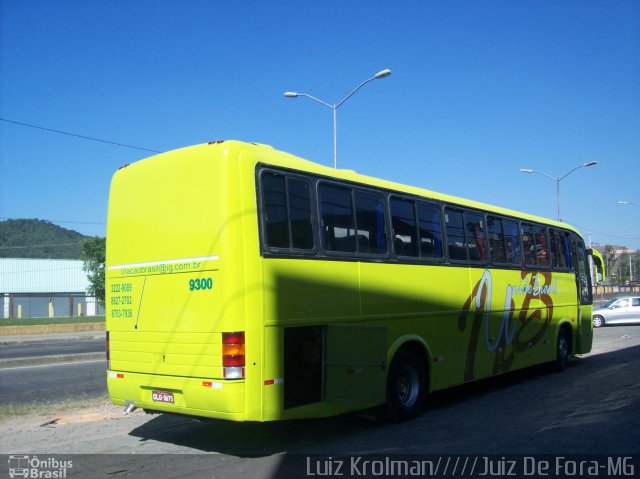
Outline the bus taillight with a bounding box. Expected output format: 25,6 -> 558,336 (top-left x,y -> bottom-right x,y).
222,332 -> 245,379
106,331 -> 111,370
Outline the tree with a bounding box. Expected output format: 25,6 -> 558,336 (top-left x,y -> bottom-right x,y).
82,237 -> 106,306
604,245 -> 617,285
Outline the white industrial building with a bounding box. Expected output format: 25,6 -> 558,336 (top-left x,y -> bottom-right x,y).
0,258 -> 104,319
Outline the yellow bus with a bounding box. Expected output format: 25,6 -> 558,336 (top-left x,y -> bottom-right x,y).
106,140 -> 598,422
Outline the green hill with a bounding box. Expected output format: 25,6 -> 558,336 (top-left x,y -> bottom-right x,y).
0,219 -> 88,259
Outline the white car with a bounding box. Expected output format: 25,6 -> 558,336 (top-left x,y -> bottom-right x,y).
592,296 -> 640,327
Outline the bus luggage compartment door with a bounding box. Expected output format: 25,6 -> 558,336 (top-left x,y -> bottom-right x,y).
324,325 -> 387,404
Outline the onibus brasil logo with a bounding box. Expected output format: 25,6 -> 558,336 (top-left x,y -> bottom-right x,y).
8,455 -> 73,478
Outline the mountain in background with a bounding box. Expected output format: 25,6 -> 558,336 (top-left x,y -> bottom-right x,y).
0,219 -> 90,259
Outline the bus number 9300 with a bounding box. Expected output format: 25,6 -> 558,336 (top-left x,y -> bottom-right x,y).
189,278 -> 213,291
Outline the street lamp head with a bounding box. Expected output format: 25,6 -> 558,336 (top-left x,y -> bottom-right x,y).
618,201 -> 640,208
374,69 -> 392,79
283,69 -> 392,169
520,168 -> 534,173
584,161 -> 597,167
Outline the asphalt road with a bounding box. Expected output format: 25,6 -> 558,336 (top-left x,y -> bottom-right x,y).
0,359 -> 107,405
0,338 -> 104,360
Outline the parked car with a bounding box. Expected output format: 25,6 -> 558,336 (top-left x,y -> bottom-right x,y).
592,296 -> 640,327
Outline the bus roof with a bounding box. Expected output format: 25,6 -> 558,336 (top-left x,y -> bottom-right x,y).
141,140 -> 584,238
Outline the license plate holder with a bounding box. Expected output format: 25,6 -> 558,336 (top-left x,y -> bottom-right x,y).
151,390 -> 174,404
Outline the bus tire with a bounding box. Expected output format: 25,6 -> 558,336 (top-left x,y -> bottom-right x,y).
552,327 -> 571,372
385,348 -> 427,422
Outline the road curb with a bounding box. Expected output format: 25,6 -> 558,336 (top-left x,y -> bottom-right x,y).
0,352 -> 105,369
0,323 -> 105,336
0,331 -> 105,345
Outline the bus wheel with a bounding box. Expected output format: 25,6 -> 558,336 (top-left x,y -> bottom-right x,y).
385,349 -> 427,422
593,315 -> 605,328
553,327 -> 571,372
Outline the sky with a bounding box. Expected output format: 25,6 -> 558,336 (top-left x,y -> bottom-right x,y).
1,0 -> 639,249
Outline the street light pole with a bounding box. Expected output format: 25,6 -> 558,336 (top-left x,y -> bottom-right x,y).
284,69 -> 392,169
520,161 -> 597,221
618,201 -> 640,282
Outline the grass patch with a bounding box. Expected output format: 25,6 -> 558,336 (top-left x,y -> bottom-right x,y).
0,395 -> 111,420
0,316 -> 105,327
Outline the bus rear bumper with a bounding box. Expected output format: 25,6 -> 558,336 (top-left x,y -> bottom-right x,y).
107,370 -> 246,421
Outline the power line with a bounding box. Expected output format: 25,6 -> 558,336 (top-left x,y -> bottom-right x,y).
1,118 -> 162,153
565,220 -> 640,242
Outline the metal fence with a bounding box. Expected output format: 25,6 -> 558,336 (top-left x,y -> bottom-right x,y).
1,293 -> 104,319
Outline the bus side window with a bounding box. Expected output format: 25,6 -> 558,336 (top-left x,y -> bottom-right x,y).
570,237 -> 578,274
390,197 -> 418,257
503,219 -> 521,265
548,229 -> 569,269
554,230 -> 569,269
354,191 -> 387,255
487,215 -> 506,263
576,240 -> 593,304
549,229 -> 558,267
445,208 -> 467,261
560,233 -> 570,269
319,184 -> 356,253
288,179 -> 314,249
262,173 -> 289,249
417,202 -> 443,259
534,226 -> 549,267
465,212 -> 487,262
522,223 -> 536,266
262,173 -> 314,251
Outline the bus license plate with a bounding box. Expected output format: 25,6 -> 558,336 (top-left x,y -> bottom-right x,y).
151,390 -> 174,404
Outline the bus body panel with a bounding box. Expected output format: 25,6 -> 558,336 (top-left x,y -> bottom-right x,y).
264,257 -> 581,396
107,143 -> 260,420
106,141 -> 593,422
108,370 -> 246,420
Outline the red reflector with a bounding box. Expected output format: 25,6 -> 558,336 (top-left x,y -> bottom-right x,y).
222,331 -> 245,344
264,379 -> 275,385
202,381 -> 212,387
223,355 -> 245,367
116,373 -> 124,379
